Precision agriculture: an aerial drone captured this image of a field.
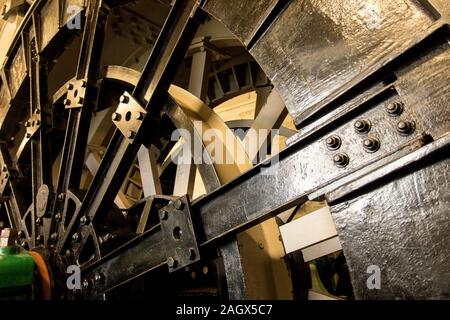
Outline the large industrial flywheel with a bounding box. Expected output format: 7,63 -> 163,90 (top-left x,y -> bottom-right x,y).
0,0 -> 449,302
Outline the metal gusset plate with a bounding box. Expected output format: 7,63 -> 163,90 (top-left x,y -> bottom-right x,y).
111,91 -> 147,143
159,195 -> 201,272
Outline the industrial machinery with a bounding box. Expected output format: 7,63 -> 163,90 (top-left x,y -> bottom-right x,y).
0,0 -> 449,300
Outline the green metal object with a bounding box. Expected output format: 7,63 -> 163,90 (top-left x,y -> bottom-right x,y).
0,246 -> 35,299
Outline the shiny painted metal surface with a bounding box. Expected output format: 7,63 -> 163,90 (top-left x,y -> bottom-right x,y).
0,0 -> 449,300
329,135 -> 450,299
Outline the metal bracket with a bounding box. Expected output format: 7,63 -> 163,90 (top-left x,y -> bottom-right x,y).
112,91 -> 147,143
64,79 -> 88,109
158,195 -> 200,272
24,108 -> 41,139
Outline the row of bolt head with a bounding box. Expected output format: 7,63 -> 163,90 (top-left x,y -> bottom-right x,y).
327,135 -> 379,153
63,97 -> 84,106
82,272 -> 104,290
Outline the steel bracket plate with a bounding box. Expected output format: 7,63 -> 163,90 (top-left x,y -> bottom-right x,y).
65,79 -> 88,109
112,91 -> 147,144
158,195 -> 200,272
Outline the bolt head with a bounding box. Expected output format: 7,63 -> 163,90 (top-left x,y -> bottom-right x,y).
80,216 -> 90,225
333,153 -> 349,168
36,217 -> 42,225
58,193 -> 65,201
50,233 -> 58,241
36,235 -> 43,243
186,248 -> 196,260
167,257 -> 177,268
386,101 -> 403,116
24,121 -> 30,127
72,232 -> 80,242
94,272 -> 104,284
112,112 -> 121,121
55,213 -> 62,221
159,209 -> 168,220
64,99 -> 71,106
82,279 -> 91,290
396,120 -> 414,135
173,199 -> 184,210
325,135 -> 341,150
119,95 -> 129,104
354,119 -> 371,133
136,112 -> 145,120
67,83 -> 74,91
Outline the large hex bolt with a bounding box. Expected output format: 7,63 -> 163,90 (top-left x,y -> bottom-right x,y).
386,101 -> 404,116
325,135 -> 342,150
354,119 -> 371,134
333,153 -> 349,168
396,120 -> 415,136
363,138 -> 380,153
